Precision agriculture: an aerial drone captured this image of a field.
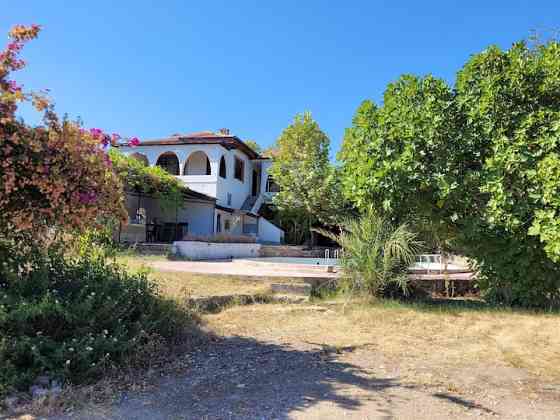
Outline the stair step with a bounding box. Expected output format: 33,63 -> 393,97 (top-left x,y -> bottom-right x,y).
271,283 -> 312,296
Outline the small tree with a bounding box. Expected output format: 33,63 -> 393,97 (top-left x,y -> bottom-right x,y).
244,139 -> 262,154
315,208 -> 422,297
270,112 -> 339,244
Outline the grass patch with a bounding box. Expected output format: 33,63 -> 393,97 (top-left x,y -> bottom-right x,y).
205,297 -> 560,381
115,253 -> 306,300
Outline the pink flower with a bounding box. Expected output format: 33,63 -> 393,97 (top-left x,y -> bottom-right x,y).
6,41 -> 21,52
89,128 -> 103,139
7,80 -> 19,92
100,135 -> 110,148
128,137 -> 140,147
78,191 -> 97,204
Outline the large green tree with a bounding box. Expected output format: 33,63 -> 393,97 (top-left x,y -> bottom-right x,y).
339,41 -> 560,307
270,112 -> 342,244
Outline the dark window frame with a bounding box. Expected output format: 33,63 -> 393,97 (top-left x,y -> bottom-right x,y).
219,156 -> 227,178
266,175 -> 280,192
234,156 -> 244,182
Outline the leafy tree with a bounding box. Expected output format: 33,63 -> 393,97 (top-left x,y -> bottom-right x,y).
270,112 -> 341,244
244,139 -> 262,154
339,41 -> 560,307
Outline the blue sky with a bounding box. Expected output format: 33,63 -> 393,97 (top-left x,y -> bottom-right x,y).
3,1 -> 559,158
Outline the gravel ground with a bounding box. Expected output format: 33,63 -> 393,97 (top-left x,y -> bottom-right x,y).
50,334 -> 559,420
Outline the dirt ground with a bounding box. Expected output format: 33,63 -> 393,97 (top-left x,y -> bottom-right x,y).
5,258 -> 559,419
37,300 -> 559,420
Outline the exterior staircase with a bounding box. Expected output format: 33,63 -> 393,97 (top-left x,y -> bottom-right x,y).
241,194 -> 263,214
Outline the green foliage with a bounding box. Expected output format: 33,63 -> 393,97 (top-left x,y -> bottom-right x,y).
0,238 -> 194,396
109,149 -> 185,211
315,209 -> 422,297
244,139 -> 262,154
338,40 -> 560,307
270,112 -> 345,243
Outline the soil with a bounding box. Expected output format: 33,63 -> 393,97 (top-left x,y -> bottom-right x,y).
46,328 -> 559,419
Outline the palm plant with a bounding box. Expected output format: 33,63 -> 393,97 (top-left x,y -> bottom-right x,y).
315,209 -> 422,297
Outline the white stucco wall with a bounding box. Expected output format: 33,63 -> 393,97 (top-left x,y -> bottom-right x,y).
172,241 -> 261,260
258,218 -> 284,244
215,149 -> 253,209
119,144 -> 260,211
177,201 -> 214,236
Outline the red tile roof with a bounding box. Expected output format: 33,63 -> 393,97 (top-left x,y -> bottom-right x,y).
128,131 -> 267,160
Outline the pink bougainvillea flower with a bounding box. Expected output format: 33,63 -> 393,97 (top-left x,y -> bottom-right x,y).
7,80 -> 19,92
100,135 -> 110,148
103,153 -> 113,167
128,137 -> 140,146
78,191 -> 97,204
6,41 -> 20,52
89,128 -> 103,139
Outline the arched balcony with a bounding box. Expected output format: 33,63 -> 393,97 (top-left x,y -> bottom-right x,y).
184,151 -> 211,175
155,152 -> 180,175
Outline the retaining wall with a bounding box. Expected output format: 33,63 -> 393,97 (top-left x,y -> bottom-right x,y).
173,241 -> 261,260
259,245 -> 334,258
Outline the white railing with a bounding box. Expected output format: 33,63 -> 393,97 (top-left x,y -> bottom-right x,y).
325,248 -> 341,261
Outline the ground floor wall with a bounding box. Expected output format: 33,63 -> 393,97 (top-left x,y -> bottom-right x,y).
257,219 -> 284,244
118,193 -> 215,243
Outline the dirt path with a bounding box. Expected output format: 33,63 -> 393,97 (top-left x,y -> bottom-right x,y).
53,334 -> 559,419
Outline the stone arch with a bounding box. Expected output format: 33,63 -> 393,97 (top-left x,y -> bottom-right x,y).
155,151 -> 180,175
219,155 -> 227,178
184,151 -> 211,175
129,152 -> 149,166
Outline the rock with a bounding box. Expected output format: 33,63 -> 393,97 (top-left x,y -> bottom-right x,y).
3,396 -> 20,411
35,375 -> 51,387
30,385 -> 50,399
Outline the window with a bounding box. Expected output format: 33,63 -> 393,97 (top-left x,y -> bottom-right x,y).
219,156 -> 227,178
224,220 -> 231,232
216,214 -> 222,233
266,175 -> 280,192
227,193 -> 232,206
234,157 -> 244,182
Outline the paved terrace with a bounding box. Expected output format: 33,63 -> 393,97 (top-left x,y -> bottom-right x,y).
150,260 -> 340,280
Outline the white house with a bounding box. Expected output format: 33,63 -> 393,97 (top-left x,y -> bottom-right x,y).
118,129 -> 284,244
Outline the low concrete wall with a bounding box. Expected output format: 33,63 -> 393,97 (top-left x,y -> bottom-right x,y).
172,241 -> 261,260
259,245 -> 333,258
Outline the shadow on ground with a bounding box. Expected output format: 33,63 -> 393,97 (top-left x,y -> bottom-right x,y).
39,334 -> 496,420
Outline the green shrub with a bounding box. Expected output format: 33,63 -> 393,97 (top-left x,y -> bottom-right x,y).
315,209 -> 422,297
0,240 -> 195,397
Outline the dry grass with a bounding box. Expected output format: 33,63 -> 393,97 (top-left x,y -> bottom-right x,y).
205,298 -> 560,381
115,254 -> 274,298
118,253 -> 560,381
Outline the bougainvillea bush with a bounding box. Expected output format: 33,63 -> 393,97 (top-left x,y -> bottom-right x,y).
0,26 -> 196,397
0,25 -> 129,243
